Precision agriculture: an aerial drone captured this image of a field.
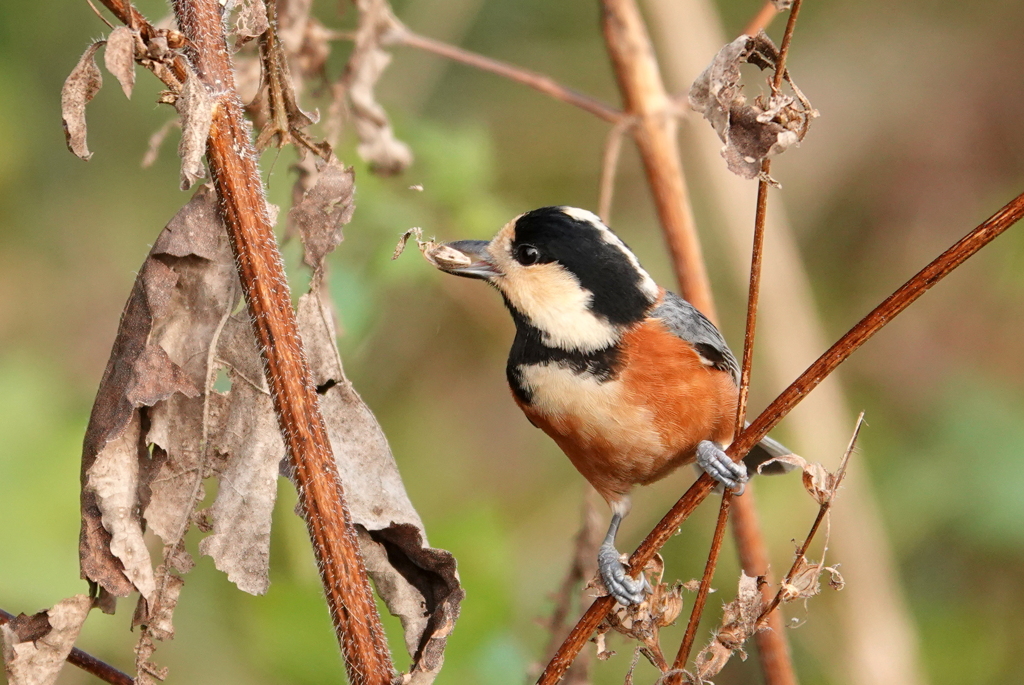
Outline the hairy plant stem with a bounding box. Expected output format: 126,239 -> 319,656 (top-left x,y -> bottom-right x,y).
538,186 -> 1024,682
95,1 -> 395,682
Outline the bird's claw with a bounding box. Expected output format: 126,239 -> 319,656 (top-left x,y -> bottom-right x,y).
598,542 -> 649,606
696,440 -> 748,494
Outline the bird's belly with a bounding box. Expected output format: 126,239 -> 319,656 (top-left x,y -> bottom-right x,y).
515,362 -> 683,498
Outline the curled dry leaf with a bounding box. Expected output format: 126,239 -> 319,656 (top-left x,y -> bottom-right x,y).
61,41 -> 104,161
81,172 -> 462,682
343,0 -> 413,175
758,453 -> 837,506
176,67 -> 215,190
80,186 -> 240,678
691,572 -> 765,682
1,595 -> 93,685
288,160 -> 355,269
780,557 -> 844,603
688,32 -> 817,179
104,26 -> 139,99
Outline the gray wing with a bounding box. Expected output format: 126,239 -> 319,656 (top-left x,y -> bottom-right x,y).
652,291 -> 740,384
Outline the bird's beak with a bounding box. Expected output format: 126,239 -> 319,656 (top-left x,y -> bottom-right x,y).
438,240 -> 502,280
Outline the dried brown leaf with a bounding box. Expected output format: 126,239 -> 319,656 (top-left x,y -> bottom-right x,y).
288,160 -> 354,269
688,32 -> 816,179
104,26 -> 139,99
176,68 -> 215,190
1,595 -> 92,685
758,452 -> 837,506
692,573 -> 764,681
4,612 -> 52,645
235,0 -> 270,44
61,41 -> 103,160
296,287 -> 463,683
197,313 -> 283,595
344,0 -> 413,175
80,186 -> 234,602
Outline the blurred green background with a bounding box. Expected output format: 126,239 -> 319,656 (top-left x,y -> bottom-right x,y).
3,0 -> 1024,684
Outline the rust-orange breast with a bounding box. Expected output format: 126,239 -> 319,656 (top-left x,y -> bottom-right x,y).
513,318 -> 738,503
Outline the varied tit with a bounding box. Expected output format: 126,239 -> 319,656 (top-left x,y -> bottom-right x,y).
437,206 -> 793,606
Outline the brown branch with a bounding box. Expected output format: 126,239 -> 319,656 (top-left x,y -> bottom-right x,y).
600,0 -> 714,319
743,1 -> 780,38
668,492 -> 733,682
728,2 -> 806,680
0,608 -> 134,685
538,187 -> 1024,683
384,27 -> 624,124
81,0 -> 397,682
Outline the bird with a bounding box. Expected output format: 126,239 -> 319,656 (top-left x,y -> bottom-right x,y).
435,206 -> 792,606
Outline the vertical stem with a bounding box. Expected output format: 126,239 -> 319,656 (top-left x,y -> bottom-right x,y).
666,492 -> 733,683
598,0 -> 794,682
600,0 -> 716,320
170,1 -> 394,683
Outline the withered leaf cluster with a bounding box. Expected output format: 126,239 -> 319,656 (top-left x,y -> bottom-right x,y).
589,555 -> 684,673
342,0 -> 413,175
57,166 -> 459,684
61,22 -> 214,190
689,573 -> 766,683
688,32 -> 817,179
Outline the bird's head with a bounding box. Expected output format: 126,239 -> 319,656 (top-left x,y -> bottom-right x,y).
440,206 -> 660,352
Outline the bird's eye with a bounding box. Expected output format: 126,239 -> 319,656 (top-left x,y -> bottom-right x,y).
515,244 -> 541,266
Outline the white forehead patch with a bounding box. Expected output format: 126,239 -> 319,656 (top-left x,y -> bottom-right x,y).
559,207 -> 659,302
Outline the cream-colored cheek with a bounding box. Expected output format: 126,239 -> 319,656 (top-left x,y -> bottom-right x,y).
500,263 -> 620,351
487,228 -> 620,352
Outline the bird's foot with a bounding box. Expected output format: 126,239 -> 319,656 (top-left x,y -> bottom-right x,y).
598,542 -> 650,606
696,440 -> 748,494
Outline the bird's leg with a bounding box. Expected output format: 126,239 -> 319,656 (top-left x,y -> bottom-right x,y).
597,505 -> 649,606
696,440 -> 748,494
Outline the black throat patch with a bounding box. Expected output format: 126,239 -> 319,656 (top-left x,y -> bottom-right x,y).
504,305 -> 623,405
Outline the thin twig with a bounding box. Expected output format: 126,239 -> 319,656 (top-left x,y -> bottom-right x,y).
387,28 -> 624,124
728,3 -> 806,680
669,492 -> 733,681
758,413 -> 864,623
0,608 -> 134,685
598,116 -> 635,220
541,486 -> 603,669
538,188 -> 1024,683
